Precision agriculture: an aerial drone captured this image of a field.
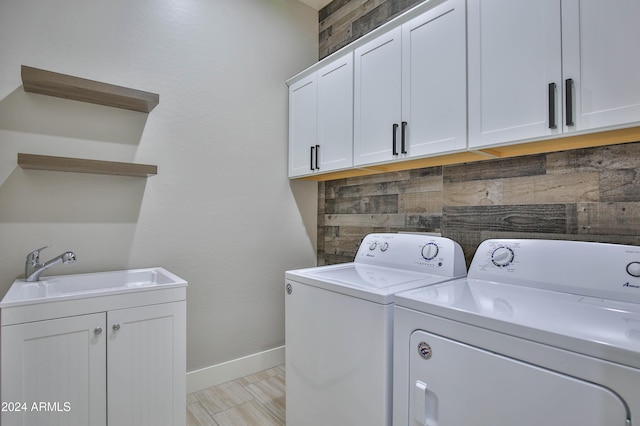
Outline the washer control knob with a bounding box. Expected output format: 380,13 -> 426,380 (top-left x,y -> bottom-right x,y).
369,241 -> 377,251
380,242 -> 389,252
627,261 -> 640,278
491,246 -> 514,268
421,243 -> 439,260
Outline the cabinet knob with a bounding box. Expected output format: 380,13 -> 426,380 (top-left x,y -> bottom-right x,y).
94,327 -> 102,335
112,323 -> 121,331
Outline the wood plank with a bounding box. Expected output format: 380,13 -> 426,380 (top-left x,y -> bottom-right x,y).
443,180 -> 504,206
442,204 -> 575,233
405,214 -> 442,229
324,213 -> 406,227
600,169 -> 640,202
18,153 -> 157,177
444,172 -> 599,206
546,141 -> 640,174
325,194 -> 398,214
577,202 -> 640,235
329,174 -> 442,199
502,172 -> 600,204
398,191 -> 443,214
345,170 -> 412,187
21,65 -> 159,113
444,154 -> 546,183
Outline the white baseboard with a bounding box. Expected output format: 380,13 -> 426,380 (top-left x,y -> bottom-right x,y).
186,345 -> 285,394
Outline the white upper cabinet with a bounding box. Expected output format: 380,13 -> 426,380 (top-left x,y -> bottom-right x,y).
287,0 -> 640,179
401,0 -> 467,158
562,0 -> 640,133
467,0 -> 562,148
354,26 -> 403,166
354,0 -> 467,166
469,0 -> 640,149
288,74 -> 317,177
317,54 -> 354,173
288,53 -> 353,178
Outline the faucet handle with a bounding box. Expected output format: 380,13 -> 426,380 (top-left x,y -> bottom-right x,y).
26,245 -> 50,262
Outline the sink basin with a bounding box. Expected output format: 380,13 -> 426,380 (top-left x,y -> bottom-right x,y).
0,267 -> 187,307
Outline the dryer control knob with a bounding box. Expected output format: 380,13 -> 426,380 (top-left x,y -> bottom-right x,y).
627,261 -> 640,278
491,246 -> 514,268
369,241 -> 377,251
380,242 -> 389,252
421,242 -> 439,260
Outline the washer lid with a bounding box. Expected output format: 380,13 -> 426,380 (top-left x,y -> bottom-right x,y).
285,263 -> 456,304
395,278 -> 640,369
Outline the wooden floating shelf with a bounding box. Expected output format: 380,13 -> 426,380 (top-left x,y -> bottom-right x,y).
18,153 -> 157,177
21,65 -> 159,113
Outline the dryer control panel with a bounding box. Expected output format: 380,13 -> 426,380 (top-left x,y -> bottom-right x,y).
355,233 -> 466,278
469,239 -> 640,304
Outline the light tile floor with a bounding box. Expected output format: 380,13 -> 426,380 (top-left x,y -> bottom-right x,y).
187,365 -> 285,426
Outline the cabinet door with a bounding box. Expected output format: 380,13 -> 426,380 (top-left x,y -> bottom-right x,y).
562,0 -> 640,133
317,53 -> 354,173
402,0 -> 467,157
354,26 -> 402,166
1,313 -> 107,426
288,74 -> 317,177
468,0 -> 562,149
107,301 -> 186,426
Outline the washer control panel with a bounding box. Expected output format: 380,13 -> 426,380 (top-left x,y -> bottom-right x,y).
355,233 -> 466,277
470,239 -> 640,303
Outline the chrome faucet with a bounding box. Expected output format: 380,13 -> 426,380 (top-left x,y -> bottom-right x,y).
25,246 -> 77,282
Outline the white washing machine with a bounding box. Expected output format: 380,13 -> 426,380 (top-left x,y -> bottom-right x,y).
285,233 -> 466,426
393,239 -> 640,426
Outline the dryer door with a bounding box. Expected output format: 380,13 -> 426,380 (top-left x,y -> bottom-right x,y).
408,330 -> 629,426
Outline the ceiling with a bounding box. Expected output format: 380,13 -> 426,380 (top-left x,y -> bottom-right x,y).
298,0 -> 332,10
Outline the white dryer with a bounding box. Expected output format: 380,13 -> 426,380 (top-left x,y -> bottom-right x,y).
285,233 -> 466,426
393,239 -> 640,426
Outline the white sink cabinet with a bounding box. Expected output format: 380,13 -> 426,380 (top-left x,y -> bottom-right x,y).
468,0 -> 640,149
0,269 -> 187,426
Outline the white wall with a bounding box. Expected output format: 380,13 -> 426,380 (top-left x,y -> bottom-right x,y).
0,0 -> 318,374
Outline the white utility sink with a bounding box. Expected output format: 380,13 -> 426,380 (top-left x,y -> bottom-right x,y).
0,267 -> 187,307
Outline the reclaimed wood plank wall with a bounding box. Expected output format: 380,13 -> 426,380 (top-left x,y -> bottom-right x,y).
316,0 -> 640,265
319,0 -> 425,58
319,144 -> 640,265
